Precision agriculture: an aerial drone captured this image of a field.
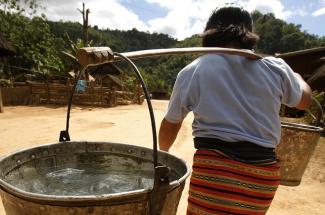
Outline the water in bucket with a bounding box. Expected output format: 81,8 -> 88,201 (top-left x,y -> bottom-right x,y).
3,157 -> 179,196
4,165 -> 154,196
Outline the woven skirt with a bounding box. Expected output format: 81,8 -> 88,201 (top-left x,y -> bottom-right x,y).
187,150 -> 280,215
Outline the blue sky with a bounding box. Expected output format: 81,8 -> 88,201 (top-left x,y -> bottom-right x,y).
42,0 -> 325,40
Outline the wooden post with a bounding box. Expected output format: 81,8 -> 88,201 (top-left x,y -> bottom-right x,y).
136,80 -> 141,104
90,85 -> 94,106
46,79 -> 50,104
100,79 -> 103,105
320,93 -> 325,115
0,87 -> 4,113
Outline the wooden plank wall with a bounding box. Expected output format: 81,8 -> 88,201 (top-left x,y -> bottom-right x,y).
1,83 -> 141,106
2,86 -> 30,105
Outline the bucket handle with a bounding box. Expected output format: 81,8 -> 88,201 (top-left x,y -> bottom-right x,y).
59,52 -> 161,166
112,53 -> 170,215
59,50 -> 169,215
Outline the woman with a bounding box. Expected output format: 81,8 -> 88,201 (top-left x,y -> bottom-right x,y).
158,6 -> 311,215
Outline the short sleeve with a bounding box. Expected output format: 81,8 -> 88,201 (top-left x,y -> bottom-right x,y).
279,59 -> 303,107
164,74 -> 191,123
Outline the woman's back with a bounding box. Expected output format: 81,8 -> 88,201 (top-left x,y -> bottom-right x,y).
168,53 -> 302,147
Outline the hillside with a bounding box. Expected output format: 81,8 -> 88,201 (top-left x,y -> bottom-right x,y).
0,7 -> 324,94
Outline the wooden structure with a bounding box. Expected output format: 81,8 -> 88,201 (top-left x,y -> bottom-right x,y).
0,81 -> 143,107
28,82 -> 137,106
276,47 -> 325,120
0,33 -> 16,113
152,88 -> 168,99
1,85 -> 30,105
89,63 -> 123,89
276,46 -> 325,92
307,63 -> 325,91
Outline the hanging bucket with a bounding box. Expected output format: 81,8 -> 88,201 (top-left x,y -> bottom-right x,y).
276,101 -> 324,186
0,50 -> 191,215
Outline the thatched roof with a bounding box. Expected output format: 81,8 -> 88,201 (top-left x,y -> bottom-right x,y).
89,63 -> 122,77
106,74 -> 123,87
0,33 -> 15,57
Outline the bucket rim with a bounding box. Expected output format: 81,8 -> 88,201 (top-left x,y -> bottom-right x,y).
0,141 -> 191,205
281,121 -> 324,132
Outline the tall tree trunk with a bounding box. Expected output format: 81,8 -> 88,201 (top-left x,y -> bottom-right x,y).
78,3 -> 90,47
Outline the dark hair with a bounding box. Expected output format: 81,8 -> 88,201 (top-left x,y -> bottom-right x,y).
202,6 -> 259,49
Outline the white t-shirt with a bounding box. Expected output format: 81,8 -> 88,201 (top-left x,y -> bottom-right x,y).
165,53 -> 303,148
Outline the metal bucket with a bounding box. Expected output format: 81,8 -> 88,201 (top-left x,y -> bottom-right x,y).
277,121 -> 323,186
0,141 -> 190,215
0,51 -> 192,215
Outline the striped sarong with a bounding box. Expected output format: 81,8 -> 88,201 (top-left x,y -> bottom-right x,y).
187,150 -> 280,215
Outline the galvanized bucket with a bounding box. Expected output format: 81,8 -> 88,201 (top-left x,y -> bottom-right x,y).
277,101 -> 324,186
0,141 -> 190,215
0,51 -> 191,215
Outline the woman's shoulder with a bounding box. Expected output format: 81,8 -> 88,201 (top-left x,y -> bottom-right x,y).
181,54 -> 224,71
260,56 -> 294,77
261,56 -> 287,66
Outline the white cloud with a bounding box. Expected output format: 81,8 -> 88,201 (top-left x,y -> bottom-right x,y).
312,7 -> 325,16
145,0 -> 232,40
295,8 -> 308,17
42,0 -> 149,32
144,0 -> 296,39
239,0 -> 293,19
35,0 -> 313,40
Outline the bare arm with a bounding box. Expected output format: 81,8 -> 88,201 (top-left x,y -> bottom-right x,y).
295,74 -> 312,110
159,118 -> 182,152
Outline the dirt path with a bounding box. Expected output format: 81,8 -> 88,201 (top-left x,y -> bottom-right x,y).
0,101 -> 324,214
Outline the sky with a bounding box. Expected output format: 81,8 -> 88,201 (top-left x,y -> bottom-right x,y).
40,0 -> 325,40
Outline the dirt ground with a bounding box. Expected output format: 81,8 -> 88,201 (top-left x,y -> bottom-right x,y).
0,100 -> 324,215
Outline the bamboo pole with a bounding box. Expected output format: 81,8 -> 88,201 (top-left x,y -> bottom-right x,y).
119,47 -> 262,61
77,47 -> 262,68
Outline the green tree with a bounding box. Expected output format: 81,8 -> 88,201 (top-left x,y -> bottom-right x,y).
254,13 -> 285,54
0,0 -> 40,15
252,10 -> 324,54
0,1 -> 64,82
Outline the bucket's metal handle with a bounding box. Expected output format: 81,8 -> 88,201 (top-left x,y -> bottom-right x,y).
114,53 -> 170,215
113,53 -> 159,167
60,50 -> 169,215
59,65 -> 85,142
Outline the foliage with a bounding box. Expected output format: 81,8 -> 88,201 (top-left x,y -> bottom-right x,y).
252,10 -> 325,54
303,91 -> 325,126
0,0 -> 41,15
0,4 -> 324,95
0,79 -> 11,87
0,3 -> 64,82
